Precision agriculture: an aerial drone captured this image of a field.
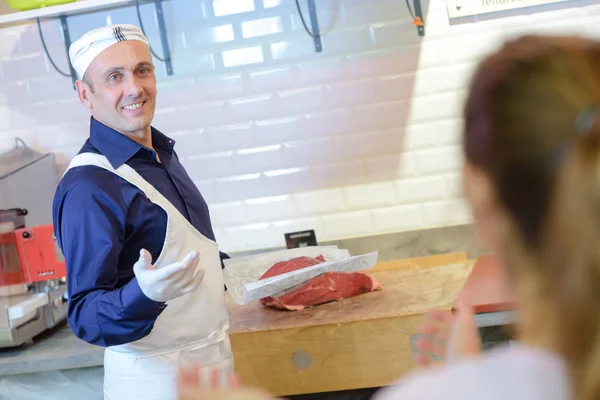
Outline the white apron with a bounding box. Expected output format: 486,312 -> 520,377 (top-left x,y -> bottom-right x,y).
65,153 -> 234,400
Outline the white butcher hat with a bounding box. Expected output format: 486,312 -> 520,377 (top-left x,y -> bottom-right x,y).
69,24 -> 149,80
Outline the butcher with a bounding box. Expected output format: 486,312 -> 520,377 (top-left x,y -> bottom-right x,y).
52,24 -> 234,400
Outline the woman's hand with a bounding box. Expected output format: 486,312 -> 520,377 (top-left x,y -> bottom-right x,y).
413,296 -> 482,366
177,365 -> 277,400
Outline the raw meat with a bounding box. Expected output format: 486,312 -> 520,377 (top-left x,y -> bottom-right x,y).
258,255 -> 382,311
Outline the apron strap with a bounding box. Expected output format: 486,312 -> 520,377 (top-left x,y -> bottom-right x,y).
65,153 -> 162,203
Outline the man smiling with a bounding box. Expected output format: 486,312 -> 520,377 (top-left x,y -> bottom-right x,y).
52,24 -> 234,400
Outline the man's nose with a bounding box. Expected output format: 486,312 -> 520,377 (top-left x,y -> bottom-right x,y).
123,75 -> 143,97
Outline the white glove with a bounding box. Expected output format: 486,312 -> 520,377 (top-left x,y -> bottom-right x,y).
133,249 -> 206,302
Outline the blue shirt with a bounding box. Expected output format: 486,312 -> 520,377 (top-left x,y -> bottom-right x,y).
52,118 -> 228,348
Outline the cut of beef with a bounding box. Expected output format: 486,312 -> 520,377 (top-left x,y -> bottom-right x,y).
258,255 -> 382,311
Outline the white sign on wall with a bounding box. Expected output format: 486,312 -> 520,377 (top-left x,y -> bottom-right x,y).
447,0 -> 571,18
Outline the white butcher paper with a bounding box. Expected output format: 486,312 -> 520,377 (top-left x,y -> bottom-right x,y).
224,249 -> 378,305
223,246 -> 351,305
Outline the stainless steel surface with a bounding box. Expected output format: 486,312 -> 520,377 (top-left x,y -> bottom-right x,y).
475,310 -> 518,328
0,142 -> 59,227
0,322 -> 104,376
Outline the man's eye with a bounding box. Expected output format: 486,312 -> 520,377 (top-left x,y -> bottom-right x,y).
139,68 -> 148,74
108,74 -> 121,82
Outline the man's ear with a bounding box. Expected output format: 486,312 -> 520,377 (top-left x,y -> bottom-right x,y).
75,80 -> 93,110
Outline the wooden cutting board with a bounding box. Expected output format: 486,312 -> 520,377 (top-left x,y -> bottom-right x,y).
226,253 -> 473,396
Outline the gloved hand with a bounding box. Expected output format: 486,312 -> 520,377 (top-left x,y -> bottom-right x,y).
134,249 -> 206,302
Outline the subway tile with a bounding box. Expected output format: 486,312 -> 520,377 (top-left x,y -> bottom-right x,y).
292,189 -> 345,217
0,81 -> 29,106
208,201 -> 246,227
170,130 -> 205,158
438,119 -> 463,145
242,16 -> 284,38
404,123 -> 439,150
194,179 -> 215,204
271,38 -> 315,60
303,109 -> 356,137
213,229 -> 226,247
372,204 -> 423,233
162,101 -> 226,131
22,100 -> 87,128
373,74 -> 418,103
169,53 -> 217,77
363,153 -> 415,182
322,211 -> 373,240
312,161 -> 363,189
335,128 -> 404,159
276,86 -> 323,115
1,53 -> 50,82
183,151 -> 235,180
195,73 -> 246,100
191,24 -> 235,46
348,47 -> 421,79
409,91 -> 466,123
418,41 -> 453,68
324,78 -> 375,108
282,137 -> 343,168
415,146 -> 463,175
446,173 -> 463,197
222,46 -> 264,68
353,101 -> 409,131
2,28 -> 25,58
213,0 -> 255,17
423,199 -> 472,227
344,182 -> 396,210
395,176 -> 447,204
244,195 -> 294,223
222,223 -> 276,251
247,66 -> 298,93
370,21 -> 420,48
156,80 -> 204,108
342,1 -> 403,25
289,4 -> 341,35
271,217 -> 325,247
262,166 -> 314,196
162,0 -> 209,26
263,0 -> 284,8
228,94 -> 276,122
233,145 -> 282,174
254,116 -> 303,146
321,27 -> 372,54
428,62 -> 476,93
297,57 -> 345,86
202,122 -> 255,152
214,173 -> 263,203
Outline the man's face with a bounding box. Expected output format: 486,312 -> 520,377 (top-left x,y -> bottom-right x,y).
76,40 -> 157,137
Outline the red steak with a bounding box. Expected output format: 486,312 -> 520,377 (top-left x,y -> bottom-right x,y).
258,255 -> 382,311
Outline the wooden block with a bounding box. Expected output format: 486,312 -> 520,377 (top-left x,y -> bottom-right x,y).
230,314 -> 423,396
227,259 -> 473,396
372,252 -> 467,272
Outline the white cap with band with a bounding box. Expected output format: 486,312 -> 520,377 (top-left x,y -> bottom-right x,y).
69,24 -> 149,79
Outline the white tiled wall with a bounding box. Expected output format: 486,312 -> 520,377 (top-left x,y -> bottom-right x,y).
1,0 -> 599,252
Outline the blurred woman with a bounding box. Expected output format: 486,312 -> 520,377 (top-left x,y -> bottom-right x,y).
179,34 -> 600,400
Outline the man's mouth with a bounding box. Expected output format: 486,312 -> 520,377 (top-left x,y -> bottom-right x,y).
122,101 -> 145,111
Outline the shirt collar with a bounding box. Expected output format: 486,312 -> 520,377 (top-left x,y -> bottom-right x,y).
89,118 -> 176,169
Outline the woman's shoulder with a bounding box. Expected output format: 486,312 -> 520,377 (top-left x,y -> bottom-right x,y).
373,344 -> 569,400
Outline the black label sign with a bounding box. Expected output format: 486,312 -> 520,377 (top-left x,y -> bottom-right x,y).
285,230 -> 318,249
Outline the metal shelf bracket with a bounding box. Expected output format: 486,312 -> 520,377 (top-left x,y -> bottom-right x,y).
307,0 -> 323,53
414,0 -> 425,36
35,0 -> 173,90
